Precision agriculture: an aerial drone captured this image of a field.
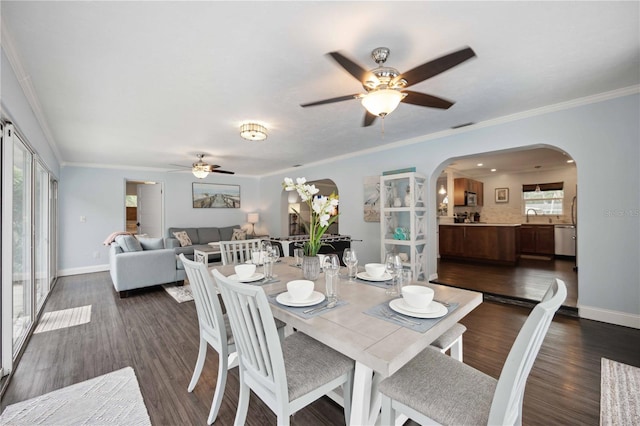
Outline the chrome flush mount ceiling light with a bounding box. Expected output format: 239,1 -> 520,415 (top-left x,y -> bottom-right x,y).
240,123 -> 268,141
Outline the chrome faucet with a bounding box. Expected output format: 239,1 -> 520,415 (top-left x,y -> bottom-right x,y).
526,208 -> 538,223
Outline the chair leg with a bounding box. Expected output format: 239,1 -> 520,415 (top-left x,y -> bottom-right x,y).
207,354 -> 228,424
380,394 -> 395,426
188,338 -> 207,392
342,370 -> 354,424
234,374 -> 250,426
450,336 -> 463,362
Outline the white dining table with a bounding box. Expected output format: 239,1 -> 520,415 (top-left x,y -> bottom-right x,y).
215,259 -> 482,425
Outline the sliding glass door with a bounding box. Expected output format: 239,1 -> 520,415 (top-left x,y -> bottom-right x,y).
1,123 -> 57,376
9,131 -> 33,352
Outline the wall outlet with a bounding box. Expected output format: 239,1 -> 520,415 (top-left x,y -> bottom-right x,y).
80,216 -> 86,222
93,251 -> 100,259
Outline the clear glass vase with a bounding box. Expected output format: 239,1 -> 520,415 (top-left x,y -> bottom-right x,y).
302,255 -> 321,280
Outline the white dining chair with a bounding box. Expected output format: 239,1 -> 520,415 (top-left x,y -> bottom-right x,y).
219,238 -> 262,265
180,254 -> 237,425
212,269 -> 355,426
379,278 -> 567,426
430,323 -> 466,361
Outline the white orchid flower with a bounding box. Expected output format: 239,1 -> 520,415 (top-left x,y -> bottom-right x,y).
318,214 -> 331,227
296,177 -> 307,185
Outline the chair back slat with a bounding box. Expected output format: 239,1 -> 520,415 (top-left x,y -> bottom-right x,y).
488,278 -> 567,425
179,254 -> 227,348
212,269 -> 288,401
219,238 -> 263,265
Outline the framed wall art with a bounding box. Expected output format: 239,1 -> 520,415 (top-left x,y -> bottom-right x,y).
495,187 -> 509,203
192,183 -> 240,208
363,176 -> 380,222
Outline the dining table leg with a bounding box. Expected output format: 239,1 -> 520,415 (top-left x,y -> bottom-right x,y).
349,362 -> 383,425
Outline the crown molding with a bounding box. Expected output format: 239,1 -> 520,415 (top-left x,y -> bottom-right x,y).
1,20 -> 63,164
264,85 -> 639,178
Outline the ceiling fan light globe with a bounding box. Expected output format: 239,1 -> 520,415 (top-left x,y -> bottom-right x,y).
361,89 -> 403,117
192,165 -> 209,179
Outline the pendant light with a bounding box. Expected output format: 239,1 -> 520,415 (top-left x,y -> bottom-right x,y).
438,185 -> 447,195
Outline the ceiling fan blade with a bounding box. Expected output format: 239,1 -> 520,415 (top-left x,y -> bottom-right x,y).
327,51 -> 370,82
301,93 -> 362,107
398,46 -> 476,88
363,111 -> 377,127
401,90 -> 454,109
169,163 -> 191,169
212,169 -> 235,175
206,165 -> 222,170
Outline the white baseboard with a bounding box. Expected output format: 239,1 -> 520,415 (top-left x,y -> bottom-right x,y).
58,264 -> 109,277
579,305 -> 640,329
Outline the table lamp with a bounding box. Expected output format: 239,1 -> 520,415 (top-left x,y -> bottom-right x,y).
247,213 -> 259,236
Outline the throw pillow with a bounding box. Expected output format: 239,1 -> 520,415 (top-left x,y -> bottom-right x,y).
136,236 -> 164,250
231,228 -> 247,240
114,234 -> 143,252
173,231 -> 192,247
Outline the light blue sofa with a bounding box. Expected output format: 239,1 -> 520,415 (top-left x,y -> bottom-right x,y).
109,235 -> 186,298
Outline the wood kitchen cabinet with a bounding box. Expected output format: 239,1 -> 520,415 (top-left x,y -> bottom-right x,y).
453,178 -> 484,206
519,225 -> 555,255
439,224 -> 519,264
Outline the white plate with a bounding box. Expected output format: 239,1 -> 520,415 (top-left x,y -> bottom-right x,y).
356,271 -> 392,282
276,291 -> 325,307
389,299 -> 448,318
228,272 -> 265,283
393,298 -> 443,314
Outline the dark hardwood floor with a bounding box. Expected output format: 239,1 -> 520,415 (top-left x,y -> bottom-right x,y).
434,257 -> 579,309
2,271 -> 638,426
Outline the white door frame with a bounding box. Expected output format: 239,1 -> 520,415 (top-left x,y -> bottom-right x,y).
124,180 -> 164,238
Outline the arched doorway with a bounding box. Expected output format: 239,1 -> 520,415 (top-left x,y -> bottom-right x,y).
431,146 -> 578,309
280,178 -> 339,236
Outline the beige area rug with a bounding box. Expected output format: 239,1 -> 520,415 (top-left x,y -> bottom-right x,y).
0,367 -> 151,425
162,282 -> 194,303
34,305 -> 91,334
601,358 -> 640,425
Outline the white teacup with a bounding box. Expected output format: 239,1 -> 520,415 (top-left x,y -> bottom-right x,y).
234,264 -> 256,280
287,280 -> 314,301
402,285 -> 435,310
365,263 -> 386,278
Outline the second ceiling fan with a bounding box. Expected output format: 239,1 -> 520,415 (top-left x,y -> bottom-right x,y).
301,46 -> 476,126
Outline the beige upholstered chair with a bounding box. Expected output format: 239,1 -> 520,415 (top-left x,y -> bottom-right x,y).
212,269 -> 355,426
219,238 -> 262,265
430,323 -> 466,361
379,278 -> 566,426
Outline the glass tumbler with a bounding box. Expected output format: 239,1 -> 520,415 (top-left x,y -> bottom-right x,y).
324,254 -> 340,303
294,248 -> 304,266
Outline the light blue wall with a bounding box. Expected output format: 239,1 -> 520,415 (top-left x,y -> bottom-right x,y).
1,47 -> 60,176
260,94 -> 640,321
59,166 -> 259,272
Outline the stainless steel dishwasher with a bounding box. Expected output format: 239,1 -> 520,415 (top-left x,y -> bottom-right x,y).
554,225 -> 576,256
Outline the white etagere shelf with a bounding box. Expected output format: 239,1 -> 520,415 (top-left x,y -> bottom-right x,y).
380,171 -> 427,280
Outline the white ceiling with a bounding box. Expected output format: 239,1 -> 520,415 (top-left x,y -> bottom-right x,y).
2,1 -> 638,176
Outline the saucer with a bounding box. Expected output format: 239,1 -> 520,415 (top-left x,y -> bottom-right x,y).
356,271 -> 392,282
389,299 -> 448,318
228,272 -> 265,283
276,291 -> 325,307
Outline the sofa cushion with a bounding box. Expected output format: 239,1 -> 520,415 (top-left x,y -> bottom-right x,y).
231,228 -> 246,240
115,234 -> 143,252
219,225 -> 240,241
136,237 -> 165,250
172,231 -> 192,247
198,227 -> 221,243
168,227 -> 199,245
